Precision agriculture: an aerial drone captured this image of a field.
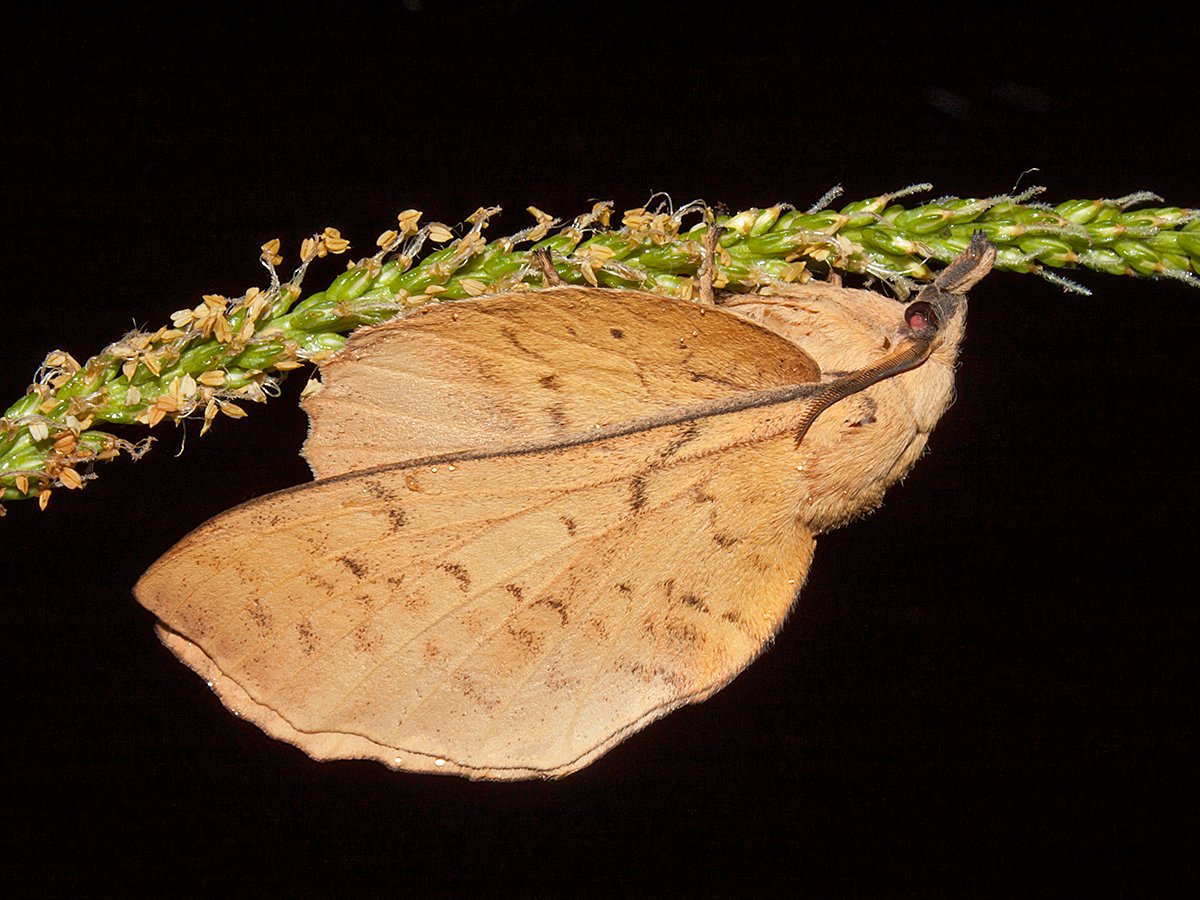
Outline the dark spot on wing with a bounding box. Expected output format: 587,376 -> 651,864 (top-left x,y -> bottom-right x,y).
245,597 -> 273,633
500,325 -> 524,350
666,621 -> 701,645
438,562 -> 471,592
539,373 -> 562,391
305,571 -> 336,593
500,325 -> 545,361
353,622 -> 381,653
560,515 -> 578,536
719,608 -> 753,635
386,506 -> 408,531
610,327 -> 624,339
630,473 -> 648,512
534,597 -> 569,627
337,555 -> 368,578
505,583 -> 525,602
545,667 -> 581,692
547,403 -> 568,430
680,593 -> 710,614
713,532 -> 739,548
506,624 -> 545,654
453,671 -> 500,711
748,549 -> 774,573
620,660 -> 686,690
616,583 -> 633,595
296,619 -> 318,655
364,479 -> 399,503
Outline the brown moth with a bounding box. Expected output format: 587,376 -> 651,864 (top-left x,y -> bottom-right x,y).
135,234 -> 996,780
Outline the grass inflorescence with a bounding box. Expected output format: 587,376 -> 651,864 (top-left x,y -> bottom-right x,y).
2,186 -> 1196,513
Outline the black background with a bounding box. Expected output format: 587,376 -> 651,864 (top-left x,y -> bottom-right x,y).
2,3 -> 1196,896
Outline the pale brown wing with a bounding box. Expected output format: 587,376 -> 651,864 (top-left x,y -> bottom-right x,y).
302,286 -> 820,477
137,400 -> 815,780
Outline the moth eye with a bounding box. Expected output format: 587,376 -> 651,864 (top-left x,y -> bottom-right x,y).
904,300 -> 939,333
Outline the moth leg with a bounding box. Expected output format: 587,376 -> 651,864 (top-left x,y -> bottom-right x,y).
932,230 -> 997,294
533,247 -> 564,287
697,210 -> 722,306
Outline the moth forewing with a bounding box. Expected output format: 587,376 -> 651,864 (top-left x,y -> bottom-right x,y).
300,287 -> 821,478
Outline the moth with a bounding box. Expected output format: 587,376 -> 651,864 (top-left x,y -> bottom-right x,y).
136,233 -> 997,779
